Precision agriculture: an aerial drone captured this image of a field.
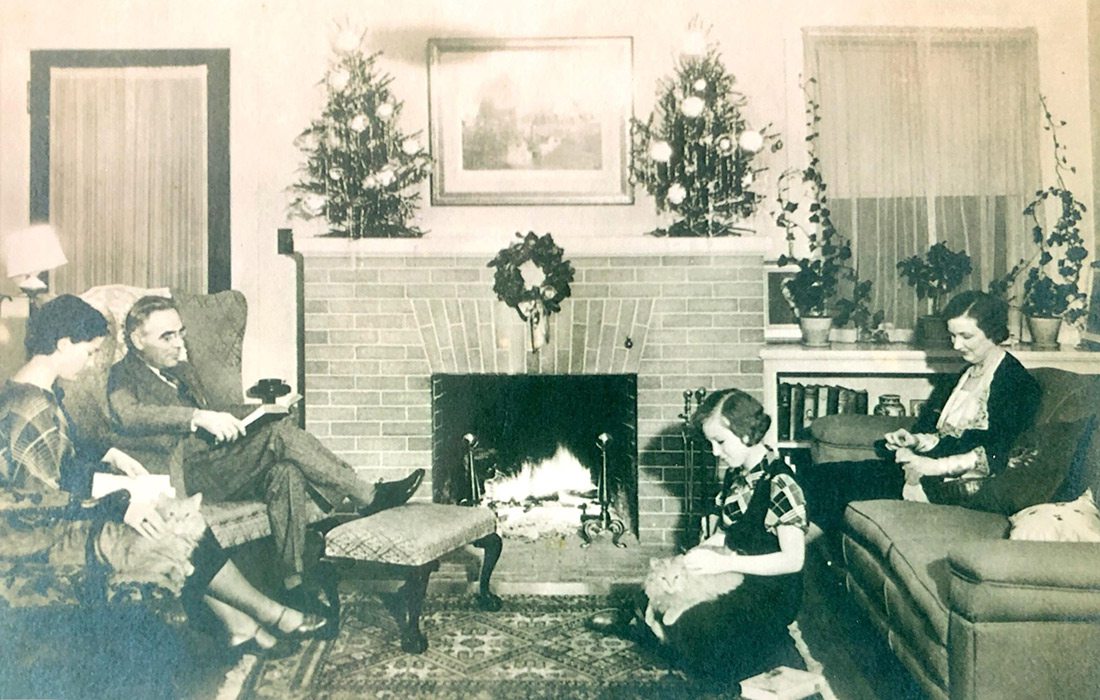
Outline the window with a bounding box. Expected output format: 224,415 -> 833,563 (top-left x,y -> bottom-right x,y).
29,50 -> 230,294
804,28 -> 1039,326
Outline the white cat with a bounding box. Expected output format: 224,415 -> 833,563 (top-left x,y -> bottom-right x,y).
644,550 -> 744,625
97,492 -> 207,594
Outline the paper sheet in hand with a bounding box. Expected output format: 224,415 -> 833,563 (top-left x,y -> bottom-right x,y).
91,473 -> 175,502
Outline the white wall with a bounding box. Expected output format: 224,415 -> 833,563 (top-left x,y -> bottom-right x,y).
0,0 -> 1092,388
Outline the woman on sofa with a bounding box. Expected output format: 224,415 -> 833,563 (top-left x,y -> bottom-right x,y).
0,294 -> 327,660
588,388 -> 808,685
800,290 -> 1041,541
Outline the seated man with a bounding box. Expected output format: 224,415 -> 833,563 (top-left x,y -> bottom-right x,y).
107,295 -> 423,597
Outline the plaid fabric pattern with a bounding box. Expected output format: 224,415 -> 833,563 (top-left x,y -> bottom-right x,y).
0,382 -> 74,493
718,456 -> 808,535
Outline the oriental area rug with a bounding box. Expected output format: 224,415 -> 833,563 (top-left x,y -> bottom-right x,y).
236,592 -> 821,700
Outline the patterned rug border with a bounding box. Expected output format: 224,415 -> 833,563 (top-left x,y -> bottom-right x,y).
239,592 -> 825,700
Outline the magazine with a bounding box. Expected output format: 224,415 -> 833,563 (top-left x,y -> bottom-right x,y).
739,665 -> 825,700
91,473 -> 175,503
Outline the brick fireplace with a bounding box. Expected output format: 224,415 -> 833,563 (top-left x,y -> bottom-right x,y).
298,239 -> 768,547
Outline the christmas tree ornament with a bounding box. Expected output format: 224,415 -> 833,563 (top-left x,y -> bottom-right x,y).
631,23 -> 778,237
290,26 -> 431,238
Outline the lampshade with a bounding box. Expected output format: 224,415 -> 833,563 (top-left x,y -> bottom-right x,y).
2,224 -> 68,288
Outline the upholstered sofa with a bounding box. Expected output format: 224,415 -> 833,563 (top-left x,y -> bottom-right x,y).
0,285 -> 318,610
810,367 -> 1100,700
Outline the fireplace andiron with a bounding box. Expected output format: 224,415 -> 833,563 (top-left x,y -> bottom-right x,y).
460,433 -> 482,505
580,432 -> 626,548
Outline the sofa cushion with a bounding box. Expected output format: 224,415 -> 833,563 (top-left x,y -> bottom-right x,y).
1008,490 -> 1100,543
844,500 -> 1010,561
810,414 -> 914,464
844,501 -> 1010,645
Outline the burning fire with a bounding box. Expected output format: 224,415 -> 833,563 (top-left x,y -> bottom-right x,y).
482,444 -> 599,540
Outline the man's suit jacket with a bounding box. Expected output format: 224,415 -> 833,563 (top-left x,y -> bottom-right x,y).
107,351 -> 220,475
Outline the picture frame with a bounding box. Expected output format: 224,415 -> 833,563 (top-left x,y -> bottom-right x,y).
427,37 -> 633,206
764,261 -> 801,341
1081,261 -> 1100,349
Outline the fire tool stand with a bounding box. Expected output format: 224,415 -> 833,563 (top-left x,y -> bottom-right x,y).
681,387 -> 708,546
580,432 -> 626,548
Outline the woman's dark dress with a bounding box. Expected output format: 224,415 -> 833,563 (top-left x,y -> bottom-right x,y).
660,456 -> 807,682
800,351 -> 1041,535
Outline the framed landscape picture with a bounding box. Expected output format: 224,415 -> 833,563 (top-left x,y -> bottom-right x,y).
427,37 -> 633,205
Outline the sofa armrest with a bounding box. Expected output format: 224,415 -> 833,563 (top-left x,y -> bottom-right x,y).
810,414 -> 914,464
948,540 -> 1100,622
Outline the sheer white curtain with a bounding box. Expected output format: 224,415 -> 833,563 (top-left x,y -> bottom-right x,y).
804,28 -> 1039,327
49,65 -> 208,293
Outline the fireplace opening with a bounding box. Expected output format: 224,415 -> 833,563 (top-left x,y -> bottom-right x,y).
432,374 -> 638,542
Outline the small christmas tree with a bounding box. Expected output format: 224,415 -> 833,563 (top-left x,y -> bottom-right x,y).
289,29 -> 430,238
632,24 -> 778,237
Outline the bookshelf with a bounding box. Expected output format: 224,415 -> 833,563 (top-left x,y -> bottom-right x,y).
760,343 -> 1100,449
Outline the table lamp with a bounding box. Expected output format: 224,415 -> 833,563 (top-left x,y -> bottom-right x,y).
2,223 -> 68,311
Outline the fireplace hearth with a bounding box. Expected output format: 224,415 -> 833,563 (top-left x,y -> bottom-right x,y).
432,374 -> 638,542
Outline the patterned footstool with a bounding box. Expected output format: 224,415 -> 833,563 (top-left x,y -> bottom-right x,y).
313,503 -> 502,653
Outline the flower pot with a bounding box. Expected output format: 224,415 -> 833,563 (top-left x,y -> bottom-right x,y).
799,316 -> 833,347
829,327 -> 859,344
1026,315 -> 1062,349
914,315 -> 951,348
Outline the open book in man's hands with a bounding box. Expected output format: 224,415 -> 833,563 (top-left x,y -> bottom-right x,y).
241,392 -> 302,432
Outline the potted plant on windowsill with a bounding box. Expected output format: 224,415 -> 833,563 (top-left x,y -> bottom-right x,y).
989,97 -> 1089,349
896,242 -> 973,348
775,83 -> 884,347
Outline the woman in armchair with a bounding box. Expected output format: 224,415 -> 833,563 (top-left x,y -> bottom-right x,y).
0,295 -> 328,661
799,290 -> 1042,547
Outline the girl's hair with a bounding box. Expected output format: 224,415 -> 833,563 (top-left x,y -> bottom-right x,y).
24,295 -> 109,357
941,290 -> 1010,344
691,388 -> 771,447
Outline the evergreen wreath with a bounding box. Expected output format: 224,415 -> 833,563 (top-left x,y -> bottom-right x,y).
488,232 -> 575,319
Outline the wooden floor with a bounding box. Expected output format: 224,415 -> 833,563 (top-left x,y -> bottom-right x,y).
796,546 -> 926,699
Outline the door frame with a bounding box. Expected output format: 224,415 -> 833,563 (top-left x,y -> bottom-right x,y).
29,49 -> 231,293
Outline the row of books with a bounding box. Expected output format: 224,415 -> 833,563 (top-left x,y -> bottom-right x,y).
777,382 -> 869,441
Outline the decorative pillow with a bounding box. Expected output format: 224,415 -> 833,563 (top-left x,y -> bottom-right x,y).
927,417 -> 1098,515
1009,489 -> 1100,542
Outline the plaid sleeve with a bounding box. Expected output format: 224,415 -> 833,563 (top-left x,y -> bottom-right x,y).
0,388 -> 69,493
767,472 -> 808,532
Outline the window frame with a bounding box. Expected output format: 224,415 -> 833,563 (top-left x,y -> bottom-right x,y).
28,49 -> 231,293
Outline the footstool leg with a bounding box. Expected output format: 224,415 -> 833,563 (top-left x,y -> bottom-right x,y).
398,561 -> 437,653
472,532 -> 503,611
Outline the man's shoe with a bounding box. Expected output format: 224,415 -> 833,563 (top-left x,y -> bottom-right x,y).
359,468 -> 424,516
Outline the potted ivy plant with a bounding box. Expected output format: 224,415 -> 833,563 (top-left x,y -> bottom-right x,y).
775,84 -> 884,347
896,241 -> 973,347
1020,98 -> 1089,348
